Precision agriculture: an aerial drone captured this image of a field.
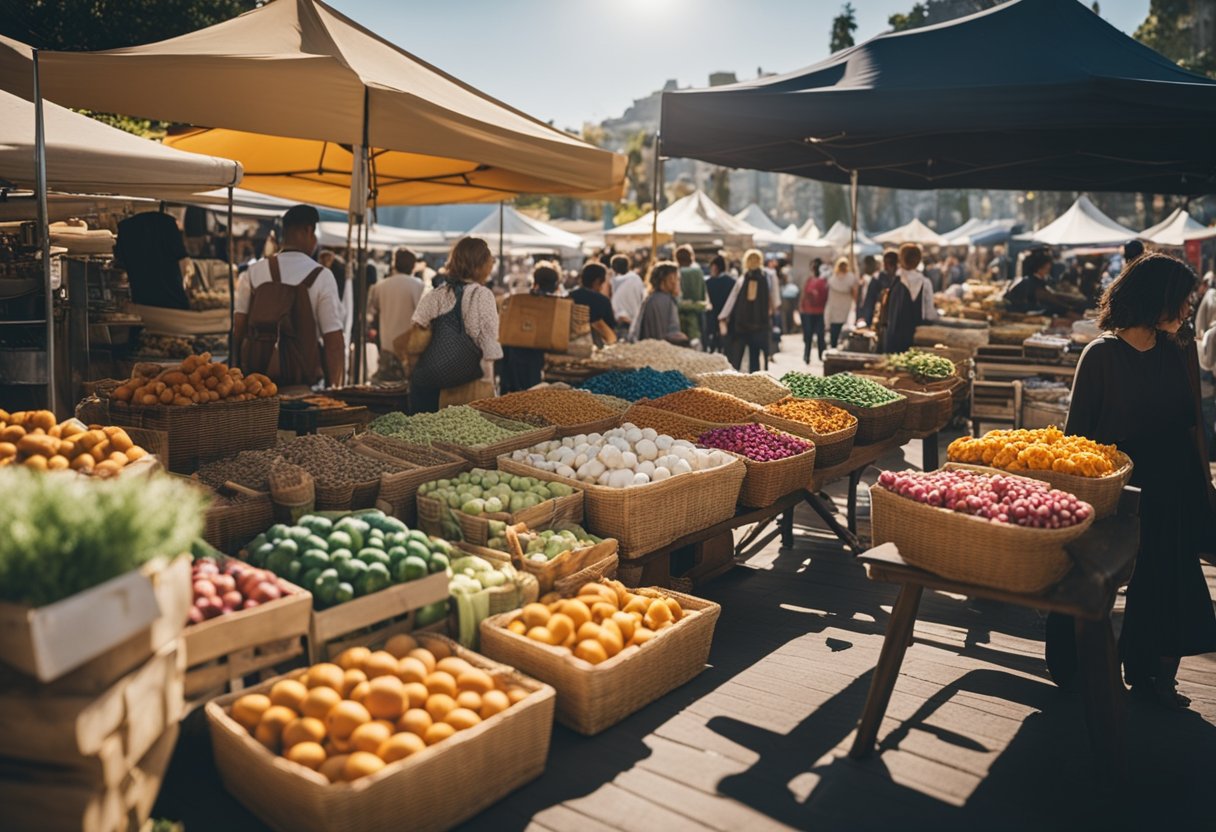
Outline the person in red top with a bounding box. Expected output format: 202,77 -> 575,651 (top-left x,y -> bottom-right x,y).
800,266 -> 829,363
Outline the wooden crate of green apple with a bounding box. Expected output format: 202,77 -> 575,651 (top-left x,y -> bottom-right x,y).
239,508 -> 453,662
415,467 -> 583,546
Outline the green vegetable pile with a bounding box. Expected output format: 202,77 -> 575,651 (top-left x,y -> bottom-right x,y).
0,469 -> 205,606
885,349 -> 955,381
779,371 -> 904,408
243,509 -> 451,609
448,554 -> 527,646
496,524 -> 603,563
418,468 -> 575,540
368,406 -> 535,447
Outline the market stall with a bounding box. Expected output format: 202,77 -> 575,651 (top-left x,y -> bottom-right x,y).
603,190 -> 755,251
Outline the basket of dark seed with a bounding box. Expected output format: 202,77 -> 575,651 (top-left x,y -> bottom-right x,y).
275,433 -> 410,509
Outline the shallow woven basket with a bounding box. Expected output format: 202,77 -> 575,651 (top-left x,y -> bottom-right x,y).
203,494 -> 275,554
732,440 -> 817,509
513,537 -> 619,594
899,388 -> 954,433
818,395 -> 907,445
751,410 -> 857,469
944,454 -> 1133,520
455,489 -> 585,546
497,455 -> 745,560
552,552 -> 620,596
468,397 -> 621,439
693,371 -> 790,406
433,413 -> 556,469
350,437 -> 467,523
869,481 -> 1094,593
105,395 -> 279,474
206,635 -> 555,832
479,587 -> 719,734
621,403 -> 736,442
268,463 -> 315,507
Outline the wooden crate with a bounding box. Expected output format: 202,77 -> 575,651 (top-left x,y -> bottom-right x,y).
0,554 -> 191,687
183,581 -> 313,701
0,639 -> 184,781
206,636 -> 555,832
0,721 -> 179,832
308,571 -> 451,662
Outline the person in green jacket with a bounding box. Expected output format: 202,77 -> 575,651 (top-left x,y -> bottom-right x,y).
676,245 -> 706,344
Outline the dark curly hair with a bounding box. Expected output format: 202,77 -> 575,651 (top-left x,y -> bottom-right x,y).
1097,251 -> 1196,332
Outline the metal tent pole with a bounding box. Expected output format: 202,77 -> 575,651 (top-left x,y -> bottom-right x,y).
33,49 -> 55,415
849,170 -> 860,278
498,201 -> 505,286
227,186 -> 235,361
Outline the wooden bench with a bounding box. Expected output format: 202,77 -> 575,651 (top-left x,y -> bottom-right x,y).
849,487 -> 1140,783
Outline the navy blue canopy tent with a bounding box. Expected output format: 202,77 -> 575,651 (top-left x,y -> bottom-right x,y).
660,0 -> 1216,195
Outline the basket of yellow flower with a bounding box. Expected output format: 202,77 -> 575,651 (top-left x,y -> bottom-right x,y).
946,427 -> 1133,518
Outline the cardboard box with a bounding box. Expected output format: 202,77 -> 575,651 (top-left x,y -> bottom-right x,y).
499,295 -> 572,352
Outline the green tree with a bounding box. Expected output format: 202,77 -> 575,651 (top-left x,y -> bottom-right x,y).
823,182 -> 849,229
888,3 -> 928,32
1134,0 -> 1216,77
830,3 -> 858,53
0,0 -> 256,52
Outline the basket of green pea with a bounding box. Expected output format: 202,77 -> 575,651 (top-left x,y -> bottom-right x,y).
779,371 -> 908,445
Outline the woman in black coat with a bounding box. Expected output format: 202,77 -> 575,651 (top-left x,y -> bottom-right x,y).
1052,253 -> 1216,708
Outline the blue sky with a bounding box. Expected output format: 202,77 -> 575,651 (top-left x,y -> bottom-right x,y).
327,0 -> 1152,131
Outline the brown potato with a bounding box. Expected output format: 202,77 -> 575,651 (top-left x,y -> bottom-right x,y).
0,425 -> 26,443
0,442 -> 16,458
113,384 -> 134,402
70,453 -> 95,472
47,455 -> 70,470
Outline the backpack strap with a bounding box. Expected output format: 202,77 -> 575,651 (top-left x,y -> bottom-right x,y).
268,254 -> 282,284
302,266 -> 324,289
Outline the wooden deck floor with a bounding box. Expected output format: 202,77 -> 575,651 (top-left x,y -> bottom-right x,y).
155,428 -> 1216,831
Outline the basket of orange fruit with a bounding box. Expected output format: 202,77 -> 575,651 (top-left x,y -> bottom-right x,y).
478,578 -> 720,735
206,632 -> 555,832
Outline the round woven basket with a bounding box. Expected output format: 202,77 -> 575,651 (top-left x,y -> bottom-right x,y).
869,482 -> 1094,593
944,454 -> 1133,519
818,395 -> 907,445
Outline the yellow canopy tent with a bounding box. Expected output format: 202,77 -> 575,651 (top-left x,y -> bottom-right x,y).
29,0 -> 625,209
27,0 -> 625,377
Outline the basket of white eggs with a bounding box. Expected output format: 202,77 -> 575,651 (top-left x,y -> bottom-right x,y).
499,424 -> 746,559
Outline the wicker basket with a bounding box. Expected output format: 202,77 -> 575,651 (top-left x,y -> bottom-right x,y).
751,410 -> 857,469
552,553 -> 619,596
733,441 -> 817,508
819,395 -> 907,445
511,535 -> 620,594
694,371 -> 790,406
206,635 -> 555,832
456,488 -> 584,546
497,455 -> 745,559
468,396 -> 621,439
479,587 -> 719,734
432,414 -> 556,469
621,403 -> 735,442
944,454 -> 1133,520
104,395 -> 279,474
204,494 -> 275,554
349,437 -> 467,524
898,388 -> 954,433
869,481 -> 1094,593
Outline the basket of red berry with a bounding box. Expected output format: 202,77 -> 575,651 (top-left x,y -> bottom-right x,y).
869,464 -> 1095,593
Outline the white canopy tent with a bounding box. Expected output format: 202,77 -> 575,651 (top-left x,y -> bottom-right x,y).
465,205 -> 586,262
874,217 -> 948,246
316,221 -> 450,253
798,217 -> 822,240
604,190 -> 754,250
734,203 -> 783,235
817,221 -> 882,255
942,217 -> 1018,247
1140,207 -> 1216,246
1015,195 -> 1137,247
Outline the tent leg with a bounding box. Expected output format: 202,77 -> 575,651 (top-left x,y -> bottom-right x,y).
227,186 -> 235,361
849,169 -> 860,278
33,49 -> 55,415
498,201 -> 505,287
650,134 -> 662,270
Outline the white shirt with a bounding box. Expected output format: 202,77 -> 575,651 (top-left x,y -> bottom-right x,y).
825,271 -> 860,325
611,272 -> 646,323
368,273 -> 424,350
235,251 -> 344,338
719,268 -> 781,321
897,268 -> 940,322
1195,287 -> 1216,339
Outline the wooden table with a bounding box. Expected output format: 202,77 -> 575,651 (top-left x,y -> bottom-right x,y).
618,428 -> 943,586
848,488 -> 1140,782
